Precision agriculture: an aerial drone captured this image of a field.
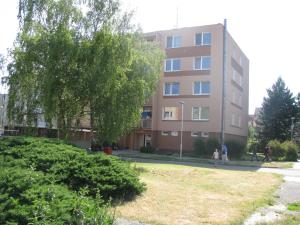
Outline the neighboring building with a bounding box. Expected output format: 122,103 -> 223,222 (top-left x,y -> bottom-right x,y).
0,94 -> 8,135
119,23 -> 249,152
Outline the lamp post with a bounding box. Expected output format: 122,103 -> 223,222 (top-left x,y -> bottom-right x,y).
178,101 -> 184,159
291,117 -> 295,141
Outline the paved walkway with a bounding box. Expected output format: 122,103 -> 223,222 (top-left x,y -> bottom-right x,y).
244,161 -> 300,225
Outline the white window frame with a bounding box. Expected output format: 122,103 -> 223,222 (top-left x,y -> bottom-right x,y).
201,132 -> 209,138
161,131 -> 169,136
232,69 -> 243,87
193,81 -> 210,95
165,58 -> 181,72
191,131 -> 201,137
171,131 -> 178,136
195,32 -> 212,46
166,36 -> 181,48
163,82 -> 180,96
192,106 -> 209,121
194,56 -> 211,70
202,32 -> 212,45
162,107 -> 178,120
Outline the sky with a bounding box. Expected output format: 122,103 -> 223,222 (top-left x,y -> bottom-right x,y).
1,0 -> 300,114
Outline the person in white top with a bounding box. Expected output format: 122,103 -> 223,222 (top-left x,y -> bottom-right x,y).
212,148 -> 219,167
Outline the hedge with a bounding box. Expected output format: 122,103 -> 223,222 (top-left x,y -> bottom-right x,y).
0,136 -> 146,224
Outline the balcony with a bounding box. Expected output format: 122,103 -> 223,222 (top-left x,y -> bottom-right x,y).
141,119 -> 152,129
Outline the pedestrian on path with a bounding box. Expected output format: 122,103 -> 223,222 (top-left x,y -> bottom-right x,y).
262,145 -> 271,162
212,148 -> 219,167
221,144 -> 228,162
251,143 -> 259,161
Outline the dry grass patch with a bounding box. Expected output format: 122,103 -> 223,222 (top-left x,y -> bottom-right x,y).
116,163 -> 282,225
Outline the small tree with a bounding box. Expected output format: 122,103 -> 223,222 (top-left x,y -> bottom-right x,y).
257,77 -> 298,145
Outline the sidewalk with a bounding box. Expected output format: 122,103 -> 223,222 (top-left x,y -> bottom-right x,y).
113,150 -> 293,169
244,161 -> 300,225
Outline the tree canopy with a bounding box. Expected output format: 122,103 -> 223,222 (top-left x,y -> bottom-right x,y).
257,77 -> 299,144
7,0 -> 164,144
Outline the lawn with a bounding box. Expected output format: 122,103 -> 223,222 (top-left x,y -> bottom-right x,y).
116,162 -> 282,225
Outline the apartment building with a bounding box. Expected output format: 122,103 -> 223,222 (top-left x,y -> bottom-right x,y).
119,23 -> 249,153
0,94 -> 8,135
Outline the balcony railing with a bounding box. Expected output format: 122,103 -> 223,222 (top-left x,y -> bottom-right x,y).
141,119 -> 152,129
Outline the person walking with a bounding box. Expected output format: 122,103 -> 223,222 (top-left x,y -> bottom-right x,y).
212,148 -> 219,167
262,145 -> 270,162
251,143 -> 259,161
221,144 -> 228,163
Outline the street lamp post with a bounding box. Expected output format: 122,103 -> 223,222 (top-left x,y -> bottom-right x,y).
178,101 -> 184,159
291,117 -> 295,141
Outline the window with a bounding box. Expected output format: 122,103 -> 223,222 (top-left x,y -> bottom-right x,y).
162,107 -> 179,120
195,32 -> 212,46
239,56 -> 243,66
203,32 -> 212,45
191,132 -> 201,137
201,132 -> 209,138
161,131 -> 170,136
232,92 -> 242,106
194,56 -> 211,70
164,82 -> 180,96
231,114 -> 236,126
166,36 -> 181,48
192,107 -> 209,120
232,70 -> 242,86
191,131 -> 209,138
171,131 -> 178,136
231,114 -> 242,128
165,59 -> 181,72
194,81 -> 210,95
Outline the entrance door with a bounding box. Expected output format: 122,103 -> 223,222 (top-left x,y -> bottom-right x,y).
144,134 -> 152,147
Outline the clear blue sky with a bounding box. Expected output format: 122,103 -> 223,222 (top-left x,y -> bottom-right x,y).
1,0 -> 300,114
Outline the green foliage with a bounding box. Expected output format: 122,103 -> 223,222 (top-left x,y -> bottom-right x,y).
257,77 -> 299,145
268,140 -> 285,160
194,138 -> 206,156
0,137 -> 145,201
140,146 -> 155,154
282,141 -> 299,161
247,138 -> 260,153
267,140 -> 299,161
7,0 -> 164,145
0,168 -> 114,224
205,138 -> 220,156
225,140 -> 245,159
288,202 -> 300,211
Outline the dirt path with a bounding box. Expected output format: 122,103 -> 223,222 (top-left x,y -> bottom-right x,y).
244,161 -> 300,225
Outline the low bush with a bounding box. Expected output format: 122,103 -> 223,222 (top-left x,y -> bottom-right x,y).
194,138 -> 206,156
225,140 -> 245,159
282,141 -> 299,162
0,137 -> 145,201
247,138 -> 259,153
0,168 -> 114,224
140,145 -> 155,154
205,138 -> 220,156
268,140 -> 285,160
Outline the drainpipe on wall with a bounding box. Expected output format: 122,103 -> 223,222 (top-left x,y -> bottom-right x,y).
221,19 -> 227,146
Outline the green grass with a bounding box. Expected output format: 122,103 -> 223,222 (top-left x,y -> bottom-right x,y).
288,202 -> 300,211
